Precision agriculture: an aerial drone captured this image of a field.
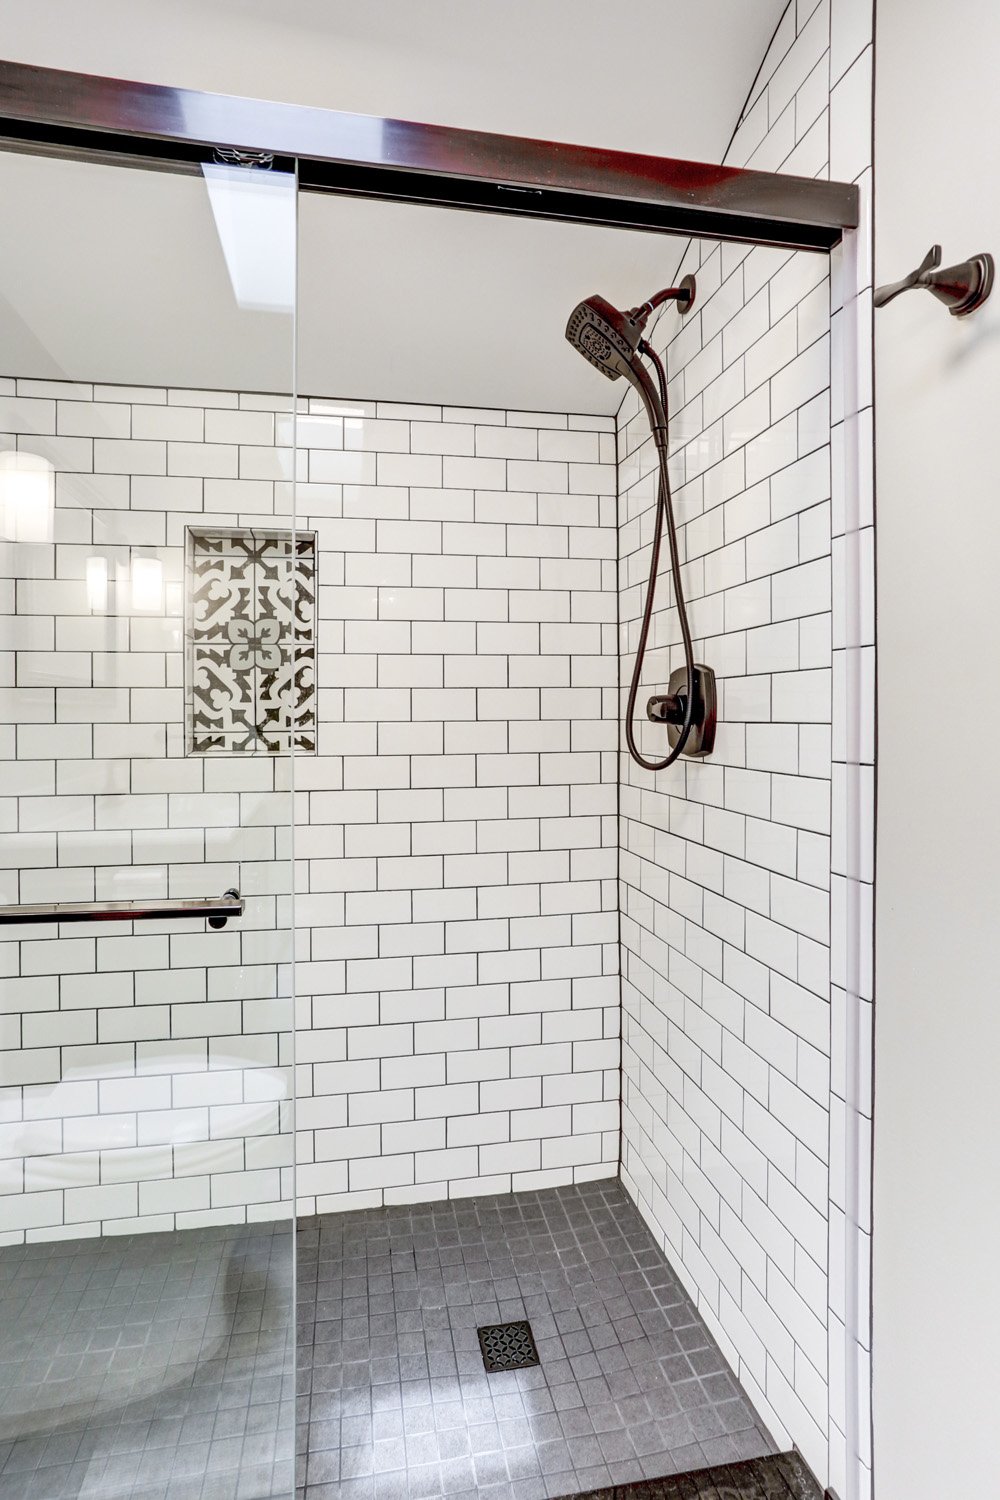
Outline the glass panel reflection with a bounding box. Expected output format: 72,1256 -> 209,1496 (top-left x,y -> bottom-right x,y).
0,151 -> 297,1500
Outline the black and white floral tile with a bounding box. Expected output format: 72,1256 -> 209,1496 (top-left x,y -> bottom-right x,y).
185,526 -> 316,754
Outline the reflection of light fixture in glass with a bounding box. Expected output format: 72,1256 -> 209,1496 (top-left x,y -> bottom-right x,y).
86,556 -> 108,612
0,450 -> 54,543
130,557 -> 163,611
202,161 -> 295,313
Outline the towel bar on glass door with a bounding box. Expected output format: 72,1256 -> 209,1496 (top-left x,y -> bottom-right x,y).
0,888 -> 244,929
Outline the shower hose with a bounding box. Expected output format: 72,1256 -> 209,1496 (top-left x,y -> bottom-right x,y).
625,339 -> 697,771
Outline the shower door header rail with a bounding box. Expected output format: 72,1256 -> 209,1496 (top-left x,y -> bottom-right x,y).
0,59 -> 858,252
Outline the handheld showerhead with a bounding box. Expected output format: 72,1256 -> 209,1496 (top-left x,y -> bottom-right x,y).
564,295 -> 646,381
564,278 -> 696,381
565,294 -> 667,447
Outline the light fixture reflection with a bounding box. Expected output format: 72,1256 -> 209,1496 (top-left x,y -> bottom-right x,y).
0,450 -> 54,543
130,557 -> 163,611
202,162 -> 295,313
86,556 -> 108,612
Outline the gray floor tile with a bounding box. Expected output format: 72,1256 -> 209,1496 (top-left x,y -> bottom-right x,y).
294,1180 -> 776,1499
0,1180 -> 776,1500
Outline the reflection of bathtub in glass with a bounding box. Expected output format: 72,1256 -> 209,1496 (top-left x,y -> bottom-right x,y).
14,1056 -> 291,1203
0,1054 -> 294,1471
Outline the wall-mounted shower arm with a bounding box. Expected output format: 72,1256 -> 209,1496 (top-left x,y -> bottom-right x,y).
631,275 -> 697,321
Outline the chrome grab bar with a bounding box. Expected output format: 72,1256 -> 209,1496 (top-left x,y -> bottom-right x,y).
0,888 -> 244,929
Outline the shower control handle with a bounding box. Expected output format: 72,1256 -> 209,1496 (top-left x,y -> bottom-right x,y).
646,665 -> 718,760
646,693 -> 686,725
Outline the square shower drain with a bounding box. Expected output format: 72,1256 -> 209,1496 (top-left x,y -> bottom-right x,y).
477,1319 -> 540,1373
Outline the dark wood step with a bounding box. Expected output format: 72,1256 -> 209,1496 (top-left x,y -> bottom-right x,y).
554,1451 -> 823,1500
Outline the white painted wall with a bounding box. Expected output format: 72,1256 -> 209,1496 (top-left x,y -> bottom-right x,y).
873,0 -> 1000,1494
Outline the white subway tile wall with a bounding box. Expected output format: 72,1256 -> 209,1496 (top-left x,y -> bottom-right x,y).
291,399 -> 621,1214
0,381 -> 620,1244
614,1 -> 874,1494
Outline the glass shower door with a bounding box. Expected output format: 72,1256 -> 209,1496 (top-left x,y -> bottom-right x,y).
0,147 -> 299,1499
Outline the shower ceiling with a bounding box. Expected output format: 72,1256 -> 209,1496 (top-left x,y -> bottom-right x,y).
295,198 -> 689,413
0,0 -> 788,411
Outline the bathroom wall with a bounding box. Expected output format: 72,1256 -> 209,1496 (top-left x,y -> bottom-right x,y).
615,1 -> 874,1490
872,0 -> 1000,1495
0,378 -> 619,1242
290,397 -> 621,1214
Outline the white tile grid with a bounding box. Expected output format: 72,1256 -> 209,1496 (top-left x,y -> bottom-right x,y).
292,399 -> 622,1216
613,1 -> 872,1492
0,384 -> 621,1244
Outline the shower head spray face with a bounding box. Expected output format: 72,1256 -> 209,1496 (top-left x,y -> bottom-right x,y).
565,295 -> 646,380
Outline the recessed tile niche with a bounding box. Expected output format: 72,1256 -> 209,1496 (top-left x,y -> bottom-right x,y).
184,526 -> 316,754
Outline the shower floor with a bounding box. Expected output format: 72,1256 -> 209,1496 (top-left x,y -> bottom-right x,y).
0,1180 -> 776,1500
296,1179 -> 775,1500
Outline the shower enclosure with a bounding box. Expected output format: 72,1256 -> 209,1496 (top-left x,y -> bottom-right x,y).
0,56 -> 873,1500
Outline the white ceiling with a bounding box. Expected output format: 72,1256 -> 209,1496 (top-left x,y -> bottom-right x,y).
0,0 -> 787,413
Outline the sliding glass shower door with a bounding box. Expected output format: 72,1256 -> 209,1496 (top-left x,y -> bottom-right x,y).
0,148 -> 299,1499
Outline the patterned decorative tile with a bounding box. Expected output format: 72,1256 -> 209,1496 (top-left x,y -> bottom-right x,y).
185,526 -> 316,754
